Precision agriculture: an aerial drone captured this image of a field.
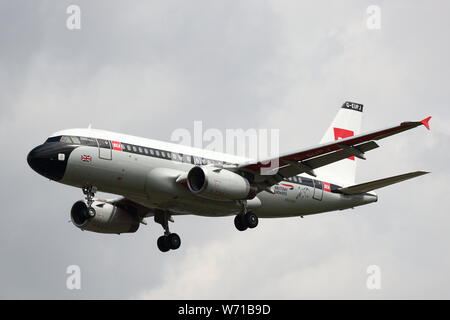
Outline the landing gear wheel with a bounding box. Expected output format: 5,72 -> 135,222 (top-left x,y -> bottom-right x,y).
157,235 -> 170,252
82,186 -> 97,218
245,212 -> 258,229
168,233 -> 181,250
154,211 -> 181,252
234,214 -> 248,231
87,207 -> 96,218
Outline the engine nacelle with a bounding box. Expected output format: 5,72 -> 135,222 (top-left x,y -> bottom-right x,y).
187,166 -> 256,201
70,201 -> 140,234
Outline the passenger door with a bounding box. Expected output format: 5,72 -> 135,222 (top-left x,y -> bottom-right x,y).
98,139 -> 112,160
313,179 -> 323,201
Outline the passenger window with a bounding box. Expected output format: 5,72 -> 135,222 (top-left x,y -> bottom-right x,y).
138,147 -> 143,153
79,137 -> 98,146
144,148 -> 149,155
97,139 -> 110,148
132,146 -> 137,152
184,155 -> 192,163
149,149 -> 155,155
155,150 -> 160,157
302,178 -> 314,188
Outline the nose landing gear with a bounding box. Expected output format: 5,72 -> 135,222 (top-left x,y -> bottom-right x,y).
82,186 -> 97,218
155,211 -> 181,252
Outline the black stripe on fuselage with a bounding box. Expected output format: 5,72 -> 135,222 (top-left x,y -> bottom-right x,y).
49,135 -> 237,167
50,135 -> 342,190
282,176 -> 341,192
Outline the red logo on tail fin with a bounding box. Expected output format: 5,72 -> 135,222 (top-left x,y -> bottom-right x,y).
333,128 -> 355,160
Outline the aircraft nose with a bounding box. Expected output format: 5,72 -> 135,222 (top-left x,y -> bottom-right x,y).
27,143 -> 73,181
27,145 -> 42,168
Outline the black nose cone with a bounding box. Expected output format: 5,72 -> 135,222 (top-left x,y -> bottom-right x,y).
27,143 -> 74,181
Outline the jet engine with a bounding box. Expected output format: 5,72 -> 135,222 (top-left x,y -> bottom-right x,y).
70,200 -> 140,234
187,166 -> 256,201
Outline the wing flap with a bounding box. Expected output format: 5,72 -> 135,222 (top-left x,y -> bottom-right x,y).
337,171 -> 430,195
271,141 -> 379,182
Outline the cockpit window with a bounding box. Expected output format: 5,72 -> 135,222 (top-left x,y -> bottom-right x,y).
71,136 -> 81,144
45,136 -> 62,143
60,136 -> 73,144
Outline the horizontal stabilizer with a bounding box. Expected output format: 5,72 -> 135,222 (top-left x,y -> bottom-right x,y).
338,171 -> 429,195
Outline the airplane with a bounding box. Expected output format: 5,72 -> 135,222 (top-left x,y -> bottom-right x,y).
27,102 -> 431,252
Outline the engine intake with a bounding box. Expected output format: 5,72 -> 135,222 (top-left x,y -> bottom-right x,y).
70,200 -> 140,234
187,166 -> 256,201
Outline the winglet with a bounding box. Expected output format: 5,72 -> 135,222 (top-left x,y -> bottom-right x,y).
421,116 -> 432,130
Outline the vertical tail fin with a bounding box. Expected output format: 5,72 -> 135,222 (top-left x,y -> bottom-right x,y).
315,101 -> 364,186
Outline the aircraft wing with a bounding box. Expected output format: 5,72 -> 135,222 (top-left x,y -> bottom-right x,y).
236,116 -> 431,189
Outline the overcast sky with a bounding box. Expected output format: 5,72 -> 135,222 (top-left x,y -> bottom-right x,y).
1,0 -> 449,299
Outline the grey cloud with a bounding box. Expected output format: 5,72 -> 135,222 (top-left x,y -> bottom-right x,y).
0,0 -> 449,299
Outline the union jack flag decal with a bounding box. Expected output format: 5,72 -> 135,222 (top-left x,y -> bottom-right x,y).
81,155 -> 92,162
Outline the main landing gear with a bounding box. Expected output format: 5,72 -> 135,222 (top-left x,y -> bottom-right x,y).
155,211 -> 181,252
82,186 -> 97,218
234,201 -> 259,231
234,212 -> 259,231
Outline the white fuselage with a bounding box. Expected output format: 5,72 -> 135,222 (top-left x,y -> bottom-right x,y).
44,128 -> 377,218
